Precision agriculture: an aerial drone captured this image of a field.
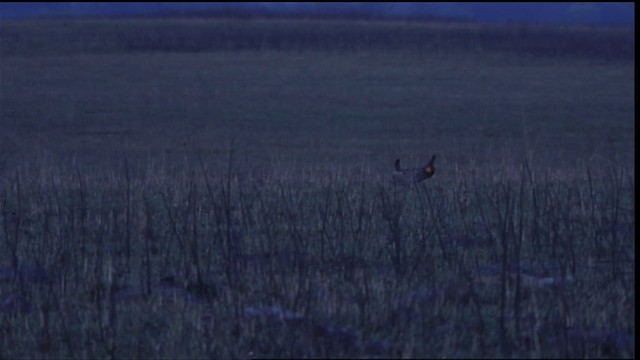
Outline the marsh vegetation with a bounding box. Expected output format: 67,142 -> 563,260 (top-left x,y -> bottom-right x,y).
0,15 -> 634,358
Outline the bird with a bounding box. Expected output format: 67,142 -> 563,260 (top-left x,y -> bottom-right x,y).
393,155 -> 436,183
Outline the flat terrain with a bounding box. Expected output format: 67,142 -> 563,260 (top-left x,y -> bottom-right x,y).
1,18 -> 634,175
0,17 -> 635,358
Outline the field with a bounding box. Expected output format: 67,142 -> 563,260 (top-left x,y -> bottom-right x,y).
0,17 -> 635,358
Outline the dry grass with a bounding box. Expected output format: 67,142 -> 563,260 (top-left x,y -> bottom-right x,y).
0,16 -> 635,358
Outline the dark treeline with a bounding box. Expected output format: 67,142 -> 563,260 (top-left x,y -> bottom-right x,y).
0,3 -> 634,26
1,18 -> 634,61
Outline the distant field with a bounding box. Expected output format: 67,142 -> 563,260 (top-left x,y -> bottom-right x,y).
0,17 -> 635,358
0,17 -> 634,176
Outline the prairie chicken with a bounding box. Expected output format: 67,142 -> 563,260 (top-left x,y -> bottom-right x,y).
393,155 -> 436,183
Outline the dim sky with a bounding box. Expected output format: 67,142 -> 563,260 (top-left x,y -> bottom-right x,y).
0,2 -> 634,26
